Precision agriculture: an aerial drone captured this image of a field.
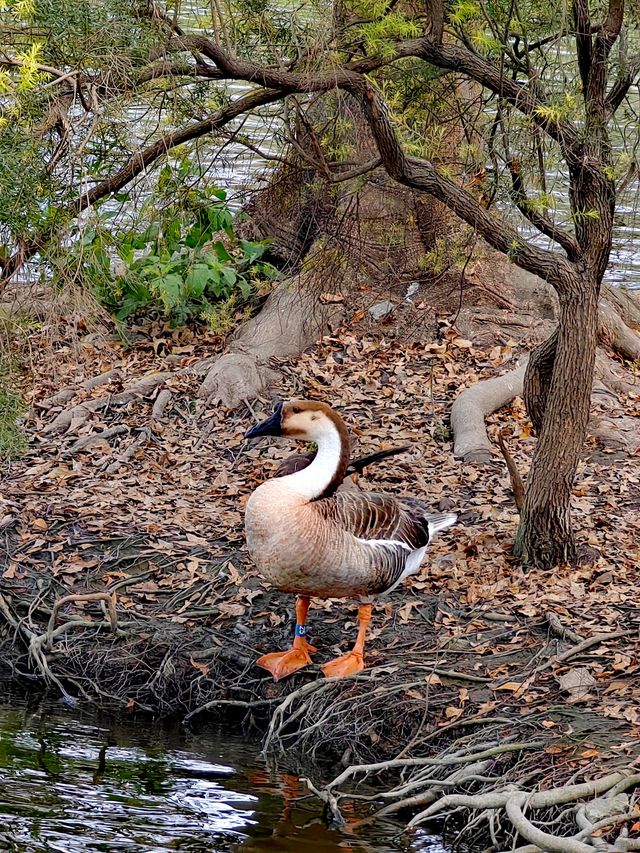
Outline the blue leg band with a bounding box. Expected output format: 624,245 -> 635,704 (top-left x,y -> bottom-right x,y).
295,624 -> 307,637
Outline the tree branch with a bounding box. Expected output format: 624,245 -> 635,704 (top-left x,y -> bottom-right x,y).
0,87 -> 285,289
0,56 -> 70,79
2,44 -> 580,295
418,41 -> 580,159
167,33 -> 580,159
599,0 -> 625,54
585,0 -> 625,125
327,73 -> 573,285
425,0 -> 444,43
392,157 -> 574,287
82,86 -> 276,197
573,0 -> 593,93
506,159 -> 581,259
605,55 -> 640,116
1,32 -> 588,292
136,59 -> 225,84
139,38 -> 582,288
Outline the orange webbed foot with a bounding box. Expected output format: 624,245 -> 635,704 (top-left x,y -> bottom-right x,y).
257,639 -> 316,681
321,650 -> 364,679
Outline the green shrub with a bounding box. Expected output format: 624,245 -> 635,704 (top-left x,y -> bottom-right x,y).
56,164 -> 282,328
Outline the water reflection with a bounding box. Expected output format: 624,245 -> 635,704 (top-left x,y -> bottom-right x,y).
0,700 -> 447,853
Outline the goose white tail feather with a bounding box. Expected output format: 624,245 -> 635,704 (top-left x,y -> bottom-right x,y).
427,512 -> 457,538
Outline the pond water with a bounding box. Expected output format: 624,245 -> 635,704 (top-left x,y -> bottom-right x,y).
0,698 -> 447,853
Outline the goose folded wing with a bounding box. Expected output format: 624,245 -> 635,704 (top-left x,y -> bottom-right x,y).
315,491 -> 430,549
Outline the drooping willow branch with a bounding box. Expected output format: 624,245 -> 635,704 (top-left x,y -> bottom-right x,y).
0,87 -> 285,286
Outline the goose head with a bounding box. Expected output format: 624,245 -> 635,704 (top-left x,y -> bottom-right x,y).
246,400 -> 350,499
245,400 -> 345,444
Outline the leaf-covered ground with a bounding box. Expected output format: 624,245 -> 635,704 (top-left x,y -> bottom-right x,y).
1,316 -> 639,787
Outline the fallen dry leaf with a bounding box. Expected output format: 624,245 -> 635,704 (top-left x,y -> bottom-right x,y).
557,667 -> 596,700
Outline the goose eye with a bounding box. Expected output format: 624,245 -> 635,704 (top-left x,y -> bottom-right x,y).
290,406 -> 300,414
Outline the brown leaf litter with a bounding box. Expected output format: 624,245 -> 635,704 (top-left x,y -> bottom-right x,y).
0,317 -> 639,789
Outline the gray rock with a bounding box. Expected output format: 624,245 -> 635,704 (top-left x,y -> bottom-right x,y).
369,300 -> 395,320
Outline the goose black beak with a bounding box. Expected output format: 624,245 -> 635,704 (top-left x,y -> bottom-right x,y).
245,401 -> 284,439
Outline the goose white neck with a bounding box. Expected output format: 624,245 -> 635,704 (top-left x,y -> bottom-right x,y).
279,421 -> 346,500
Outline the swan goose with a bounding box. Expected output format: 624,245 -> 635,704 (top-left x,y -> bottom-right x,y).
244,400 -> 456,680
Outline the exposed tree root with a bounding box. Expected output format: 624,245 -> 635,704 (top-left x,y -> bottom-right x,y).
0,589 -> 120,705
600,284 -> 640,361
306,724 -> 640,853
45,372 -> 172,434
41,368 -> 123,408
451,359 -> 528,463
69,425 -> 129,455
151,388 -> 173,420
46,592 -> 118,646
451,342 -> 638,471
598,299 -> 640,362
197,271 -> 344,407
451,266 -> 639,474
594,351 -> 639,397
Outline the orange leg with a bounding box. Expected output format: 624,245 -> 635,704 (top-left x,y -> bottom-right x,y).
257,596 -> 316,681
321,603 -> 372,679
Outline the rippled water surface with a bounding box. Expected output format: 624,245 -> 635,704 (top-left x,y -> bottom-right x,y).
0,699 -> 447,853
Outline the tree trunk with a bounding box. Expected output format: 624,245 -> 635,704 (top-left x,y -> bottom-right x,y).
514,276 -> 600,567
523,328 -> 558,435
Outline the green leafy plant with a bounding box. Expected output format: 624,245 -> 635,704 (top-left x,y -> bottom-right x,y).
59,167 -> 282,328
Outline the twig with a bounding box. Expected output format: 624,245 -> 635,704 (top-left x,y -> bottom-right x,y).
68,426 -> 128,455
497,432 -> 525,511
432,668 -> 492,683
46,592 -> 118,647
546,611 -> 584,644
557,630 -> 631,663
184,697 -> 278,721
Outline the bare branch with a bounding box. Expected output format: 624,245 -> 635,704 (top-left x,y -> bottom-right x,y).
605,55 -> 640,116
0,87 -> 285,289
0,56 -> 70,79
506,159 -> 581,259
514,32 -> 564,59
328,157 -> 382,182
573,0 -> 593,93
